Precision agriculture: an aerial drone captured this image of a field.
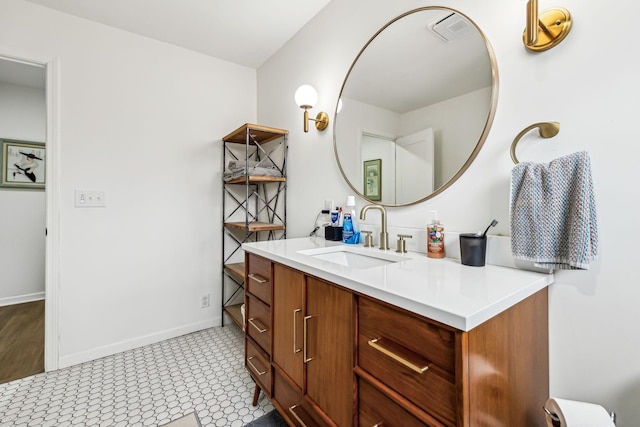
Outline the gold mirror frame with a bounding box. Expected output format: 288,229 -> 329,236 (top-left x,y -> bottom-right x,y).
333,7 -> 499,207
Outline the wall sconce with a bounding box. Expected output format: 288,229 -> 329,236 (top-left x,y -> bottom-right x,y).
523,0 -> 572,52
510,121 -> 560,164
294,84 -> 329,132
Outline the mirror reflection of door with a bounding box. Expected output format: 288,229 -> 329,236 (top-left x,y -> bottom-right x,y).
361,128 -> 434,205
0,55 -> 46,384
395,128 -> 434,203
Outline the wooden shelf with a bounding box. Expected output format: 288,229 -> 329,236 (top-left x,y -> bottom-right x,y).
222,123 -> 288,145
224,262 -> 245,282
225,222 -> 285,232
223,304 -> 244,329
224,176 -> 286,185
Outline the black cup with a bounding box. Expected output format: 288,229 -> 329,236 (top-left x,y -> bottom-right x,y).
459,233 -> 487,267
324,226 -> 343,241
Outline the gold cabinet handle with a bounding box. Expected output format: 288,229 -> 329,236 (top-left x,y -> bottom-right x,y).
373,423 -> 384,427
289,405 -> 307,427
248,273 -> 267,283
293,309 -> 302,353
247,357 -> 266,376
368,338 -> 429,374
248,317 -> 267,334
303,315 -> 314,363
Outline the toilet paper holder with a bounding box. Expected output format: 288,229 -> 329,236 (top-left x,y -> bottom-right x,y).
543,406 -> 616,426
543,407 -> 561,427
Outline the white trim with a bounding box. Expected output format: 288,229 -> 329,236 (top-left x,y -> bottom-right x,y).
0,51 -> 61,372
0,292 -> 45,307
44,57 -> 61,372
59,318 -> 221,369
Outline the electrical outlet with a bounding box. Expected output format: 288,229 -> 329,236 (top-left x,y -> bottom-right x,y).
200,294 -> 210,308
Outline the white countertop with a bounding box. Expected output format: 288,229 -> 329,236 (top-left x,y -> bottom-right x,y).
242,237 -> 554,331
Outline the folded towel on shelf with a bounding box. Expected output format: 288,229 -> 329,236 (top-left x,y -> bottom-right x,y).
510,150 -> 598,270
223,166 -> 282,181
227,159 -> 277,171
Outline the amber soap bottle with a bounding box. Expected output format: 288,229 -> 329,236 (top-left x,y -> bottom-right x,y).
427,210 -> 445,258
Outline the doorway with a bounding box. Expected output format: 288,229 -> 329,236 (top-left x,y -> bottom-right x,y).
0,55 -> 47,384
361,128 -> 434,205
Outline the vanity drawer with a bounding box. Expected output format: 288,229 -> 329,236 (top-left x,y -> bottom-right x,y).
358,378 -> 444,427
246,293 -> 271,353
273,369 -> 325,427
358,297 -> 457,426
247,253 -> 271,305
246,337 -> 271,397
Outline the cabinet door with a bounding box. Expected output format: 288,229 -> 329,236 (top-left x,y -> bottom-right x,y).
306,277 -> 353,427
272,264 -> 304,389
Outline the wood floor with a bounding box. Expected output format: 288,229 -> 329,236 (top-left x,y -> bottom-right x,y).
0,300 -> 44,384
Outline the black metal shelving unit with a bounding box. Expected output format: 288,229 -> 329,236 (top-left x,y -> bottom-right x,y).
221,123 -> 288,327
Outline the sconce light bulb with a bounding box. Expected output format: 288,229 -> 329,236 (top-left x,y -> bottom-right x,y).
295,84 -> 318,109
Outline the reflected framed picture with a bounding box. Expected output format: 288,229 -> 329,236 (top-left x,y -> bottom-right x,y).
363,159 -> 381,201
1,139 -> 46,190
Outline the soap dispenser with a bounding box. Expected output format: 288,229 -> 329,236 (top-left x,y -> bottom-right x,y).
427,210 -> 445,258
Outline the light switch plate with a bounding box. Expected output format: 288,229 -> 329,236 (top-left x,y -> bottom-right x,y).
75,190 -> 106,207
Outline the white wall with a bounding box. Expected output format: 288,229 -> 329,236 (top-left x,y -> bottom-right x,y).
0,0 -> 257,367
0,81 -> 46,305
258,0 -> 640,425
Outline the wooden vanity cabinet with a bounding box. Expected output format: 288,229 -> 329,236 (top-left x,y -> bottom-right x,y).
271,263 -> 353,427
245,255 -> 549,427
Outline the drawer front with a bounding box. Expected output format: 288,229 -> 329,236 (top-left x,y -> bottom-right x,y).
358,297 -> 457,426
246,293 -> 271,353
273,369 -> 302,425
247,254 -> 271,305
246,337 -> 272,397
273,369 -> 326,427
358,378 -> 443,427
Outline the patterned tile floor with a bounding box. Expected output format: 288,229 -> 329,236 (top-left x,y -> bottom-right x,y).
0,326 -> 274,427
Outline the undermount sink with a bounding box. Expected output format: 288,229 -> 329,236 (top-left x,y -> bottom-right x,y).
297,245 -> 406,269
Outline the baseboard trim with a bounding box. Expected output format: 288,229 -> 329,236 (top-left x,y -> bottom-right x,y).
0,292 -> 45,307
59,316 -> 222,369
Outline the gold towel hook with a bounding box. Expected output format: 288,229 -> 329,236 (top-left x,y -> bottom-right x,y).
510,122 -> 560,164
524,0 -> 572,52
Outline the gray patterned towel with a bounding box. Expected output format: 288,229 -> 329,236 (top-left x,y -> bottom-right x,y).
510,151 -> 598,270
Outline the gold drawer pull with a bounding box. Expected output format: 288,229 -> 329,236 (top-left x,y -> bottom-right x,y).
289,405 -> 307,427
247,357 -> 266,375
248,317 -> 267,334
368,338 -> 430,374
288,404 -> 320,427
293,309 -> 302,353
248,273 -> 268,283
373,423 -> 384,427
303,315 -> 314,363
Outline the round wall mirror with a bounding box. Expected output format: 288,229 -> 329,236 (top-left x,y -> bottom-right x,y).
334,7 -> 498,206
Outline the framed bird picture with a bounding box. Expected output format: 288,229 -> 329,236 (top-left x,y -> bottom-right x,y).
0,139 -> 46,189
